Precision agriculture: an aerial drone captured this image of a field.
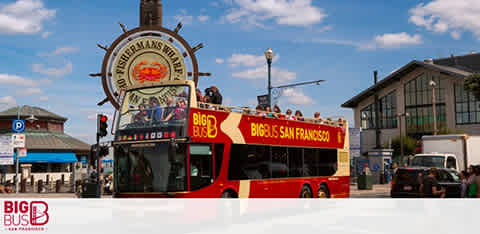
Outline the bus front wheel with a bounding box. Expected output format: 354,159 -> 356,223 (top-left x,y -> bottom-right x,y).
299,185 -> 313,198
317,185 -> 330,198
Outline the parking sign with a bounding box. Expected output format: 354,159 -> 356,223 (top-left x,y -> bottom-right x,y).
12,119 -> 25,133
12,134 -> 25,148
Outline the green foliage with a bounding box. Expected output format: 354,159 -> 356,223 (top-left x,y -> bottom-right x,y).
391,135 -> 417,159
464,73 -> 480,101
437,128 -> 464,135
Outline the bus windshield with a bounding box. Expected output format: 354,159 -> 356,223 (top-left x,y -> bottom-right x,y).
116,85 -> 190,140
115,142 -> 187,193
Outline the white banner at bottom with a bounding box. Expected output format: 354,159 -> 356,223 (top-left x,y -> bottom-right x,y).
0,199 -> 476,234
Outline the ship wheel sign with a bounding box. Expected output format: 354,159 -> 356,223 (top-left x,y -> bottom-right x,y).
91,22 -> 210,109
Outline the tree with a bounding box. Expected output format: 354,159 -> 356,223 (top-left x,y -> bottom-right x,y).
464,73 -> 480,101
391,136 -> 416,163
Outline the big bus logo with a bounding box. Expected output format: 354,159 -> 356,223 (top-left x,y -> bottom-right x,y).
2,201 -> 49,231
192,112 -> 217,138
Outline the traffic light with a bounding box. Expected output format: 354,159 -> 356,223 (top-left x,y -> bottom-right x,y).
99,146 -> 109,157
97,114 -> 108,138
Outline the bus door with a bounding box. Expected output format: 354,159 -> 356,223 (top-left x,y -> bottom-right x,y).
188,144 -> 214,191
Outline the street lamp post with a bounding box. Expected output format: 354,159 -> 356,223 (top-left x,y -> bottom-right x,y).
265,48 -> 274,108
429,80 -> 438,135
270,80 -> 326,105
15,106 -> 37,193
397,112 -> 410,164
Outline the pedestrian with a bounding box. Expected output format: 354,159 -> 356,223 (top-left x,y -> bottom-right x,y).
460,171 -> 468,198
475,166 -> 480,198
467,166 -> 479,198
420,168 -> 445,198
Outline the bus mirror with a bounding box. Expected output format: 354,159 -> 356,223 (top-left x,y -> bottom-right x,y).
168,139 -> 178,162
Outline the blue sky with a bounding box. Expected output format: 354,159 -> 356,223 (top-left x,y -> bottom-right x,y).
0,0 -> 479,144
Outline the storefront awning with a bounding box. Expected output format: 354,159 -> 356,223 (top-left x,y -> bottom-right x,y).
14,152 -> 78,163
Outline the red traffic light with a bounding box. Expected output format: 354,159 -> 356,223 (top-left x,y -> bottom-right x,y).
100,115 -> 108,123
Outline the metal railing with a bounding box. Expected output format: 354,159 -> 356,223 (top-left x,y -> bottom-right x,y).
196,102 -> 347,127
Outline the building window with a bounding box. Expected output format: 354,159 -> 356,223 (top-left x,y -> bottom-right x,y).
379,91 -> 397,129
360,91 -> 397,130
360,104 -> 375,129
405,73 -> 446,133
455,83 -> 480,124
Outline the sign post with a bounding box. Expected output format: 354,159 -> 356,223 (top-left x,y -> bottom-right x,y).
0,136 -> 14,165
257,95 -> 269,109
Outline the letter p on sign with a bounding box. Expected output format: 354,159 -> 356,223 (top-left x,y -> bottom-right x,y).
12,119 -> 25,133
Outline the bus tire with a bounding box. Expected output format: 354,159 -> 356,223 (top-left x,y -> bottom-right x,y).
299,185 -> 313,198
317,184 -> 330,198
221,190 -> 237,198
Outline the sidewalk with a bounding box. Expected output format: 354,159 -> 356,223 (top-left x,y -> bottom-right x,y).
350,184 -> 391,198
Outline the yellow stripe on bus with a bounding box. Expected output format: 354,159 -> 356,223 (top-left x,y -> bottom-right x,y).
238,180 -> 250,198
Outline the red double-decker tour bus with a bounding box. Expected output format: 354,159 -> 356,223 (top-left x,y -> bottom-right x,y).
112,80 -> 350,198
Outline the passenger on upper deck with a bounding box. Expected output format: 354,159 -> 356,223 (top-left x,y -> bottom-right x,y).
314,112 -> 322,123
134,104 -> 150,123
162,97 -> 175,122
273,105 -> 284,119
205,85 -> 222,105
285,109 -> 295,120
149,97 -> 163,122
265,106 -> 274,118
196,89 -> 203,103
175,98 -> 187,120
295,110 -> 304,121
256,105 -> 266,117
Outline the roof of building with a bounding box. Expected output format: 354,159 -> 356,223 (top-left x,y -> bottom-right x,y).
341,53 -> 479,108
2,132 -> 90,153
0,106 -> 67,121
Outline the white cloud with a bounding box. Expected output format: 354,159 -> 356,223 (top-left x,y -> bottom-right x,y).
0,73 -> 39,86
279,88 -> 315,106
32,62 -> 73,77
225,0 -> 326,27
372,32 -> 423,49
316,25 -> 333,33
232,66 -> 297,85
174,9 -> 194,25
409,0 -> 480,39
41,31 -> 51,39
0,96 -> 16,108
228,53 -> 280,67
198,15 -> 210,22
38,46 -> 79,57
215,58 -> 225,64
0,0 -> 55,35
39,96 -> 48,101
15,87 -> 42,96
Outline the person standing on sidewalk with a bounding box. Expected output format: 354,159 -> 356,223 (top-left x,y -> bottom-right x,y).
420,168 -> 445,198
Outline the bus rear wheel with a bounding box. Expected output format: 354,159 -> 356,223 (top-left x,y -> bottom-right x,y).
317,185 -> 329,198
299,185 -> 313,198
221,190 -> 236,198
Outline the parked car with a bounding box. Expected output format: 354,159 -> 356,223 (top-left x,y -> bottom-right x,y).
391,167 -> 461,198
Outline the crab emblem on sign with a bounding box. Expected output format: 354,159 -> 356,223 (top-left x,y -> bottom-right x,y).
132,61 -> 169,83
